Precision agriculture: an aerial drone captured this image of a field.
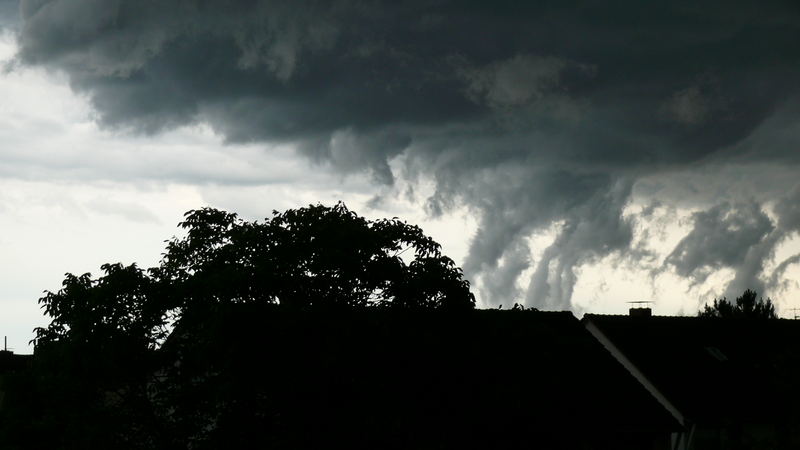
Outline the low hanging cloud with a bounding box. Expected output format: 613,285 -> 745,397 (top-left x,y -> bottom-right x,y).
0,0 -> 17,29
665,202 -> 775,291
458,54 -> 590,109
10,0 -> 800,308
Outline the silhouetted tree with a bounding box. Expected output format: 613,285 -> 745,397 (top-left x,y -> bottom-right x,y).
699,289 -> 777,319
155,202 -> 475,313
34,263 -> 166,347
4,203 -> 474,450
149,203 -> 475,447
31,202 -> 473,348
18,263 -> 167,450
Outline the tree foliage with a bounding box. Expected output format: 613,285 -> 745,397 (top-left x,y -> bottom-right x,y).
156,202 -> 475,312
699,289 -> 777,319
34,263 -> 165,349
33,202 -> 474,348
23,263 -> 166,450
7,203 -> 475,449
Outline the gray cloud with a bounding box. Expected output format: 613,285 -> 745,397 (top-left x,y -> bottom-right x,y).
661,85 -> 714,125
0,0 -> 18,30
524,178 -> 634,309
666,202 -> 774,286
769,254 -> 800,297
476,237 -> 530,308
665,188 -> 800,302
13,0 -> 800,308
85,197 -> 160,224
774,185 -> 800,233
457,54 -> 591,109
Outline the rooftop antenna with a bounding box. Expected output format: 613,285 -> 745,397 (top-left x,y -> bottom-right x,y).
789,307 -> 800,320
626,301 -> 654,306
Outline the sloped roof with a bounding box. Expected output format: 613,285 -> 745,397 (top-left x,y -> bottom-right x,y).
583,314 -> 800,426
164,306 -> 679,447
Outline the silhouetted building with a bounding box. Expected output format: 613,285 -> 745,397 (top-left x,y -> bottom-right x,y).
584,311 -> 800,450
161,307 -> 679,449
0,350 -> 32,413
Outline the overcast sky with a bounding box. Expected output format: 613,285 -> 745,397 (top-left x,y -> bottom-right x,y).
2,0 -> 800,351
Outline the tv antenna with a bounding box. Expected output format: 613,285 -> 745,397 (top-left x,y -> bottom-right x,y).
627,301 -> 654,307
788,307 -> 800,320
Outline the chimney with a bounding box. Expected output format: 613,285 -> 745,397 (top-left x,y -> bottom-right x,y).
629,307 -> 652,318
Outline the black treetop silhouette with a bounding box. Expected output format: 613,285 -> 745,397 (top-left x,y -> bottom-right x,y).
699,289 -> 777,319
33,202 -> 475,347
3,203 -> 477,450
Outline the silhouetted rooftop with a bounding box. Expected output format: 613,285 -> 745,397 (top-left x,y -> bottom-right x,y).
583,314 -> 800,426
164,306 -> 679,447
0,351 -> 32,374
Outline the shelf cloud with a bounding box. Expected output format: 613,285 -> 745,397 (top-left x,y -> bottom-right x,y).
11,0 -> 800,309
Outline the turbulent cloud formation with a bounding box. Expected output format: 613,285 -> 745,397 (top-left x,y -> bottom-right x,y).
665,202 -> 775,291
12,0 -> 800,309
0,0 -> 17,29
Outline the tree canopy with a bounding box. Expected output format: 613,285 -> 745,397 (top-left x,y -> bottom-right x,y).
12,203 -> 476,449
699,289 -> 777,319
33,202 -> 475,348
158,202 -> 474,311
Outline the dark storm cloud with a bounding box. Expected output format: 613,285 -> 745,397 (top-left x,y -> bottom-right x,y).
665,202 -> 775,291
14,0 -> 800,308
0,0 -> 18,29
666,189 -> 800,302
